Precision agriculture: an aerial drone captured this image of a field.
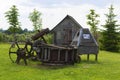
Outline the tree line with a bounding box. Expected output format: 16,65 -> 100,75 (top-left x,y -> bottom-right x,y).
0,5 -> 120,52
86,5 -> 120,52
0,5 -> 42,42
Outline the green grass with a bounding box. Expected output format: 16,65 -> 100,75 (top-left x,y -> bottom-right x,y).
0,43 -> 120,80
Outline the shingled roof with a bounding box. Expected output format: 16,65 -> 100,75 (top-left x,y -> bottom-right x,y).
71,28 -> 99,54
51,15 -> 82,32
71,28 -> 98,46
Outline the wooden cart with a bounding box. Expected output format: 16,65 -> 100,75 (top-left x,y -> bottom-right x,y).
35,43 -> 79,65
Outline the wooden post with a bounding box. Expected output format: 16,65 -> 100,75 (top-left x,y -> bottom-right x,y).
58,49 -> 61,61
41,48 -> 44,60
48,48 -> 50,61
44,48 -> 47,60
87,54 -> 89,61
72,50 -> 74,61
95,54 -> 98,61
65,50 -> 68,62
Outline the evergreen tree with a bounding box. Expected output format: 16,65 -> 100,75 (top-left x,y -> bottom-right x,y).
86,9 -> 100,42
101,5 -> 120,52
5,5 -> 21,40
29,9 -> 42,31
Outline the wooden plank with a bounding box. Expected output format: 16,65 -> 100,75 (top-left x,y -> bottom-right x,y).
65,50 -> 68,62
87,54 -> 89,61
72,50 -> 74,61
58,49 -> 61,61
38,43 -> 73,50
44,48 -> 47,60
48,48 -> 50,60
41,48 -> 44,59
95,54 -> 98,61
31,28 -> 49,40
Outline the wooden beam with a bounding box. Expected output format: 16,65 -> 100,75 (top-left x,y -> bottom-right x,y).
58,49 -> 61,61
87,54 -> 89,61
95,54 -> 98,61
41,36 -> 47,43
44,48 -> 47,60
72,50 -> 74,61
65,50 -> 68,62
48,48 -> 50,61
41,48 -> 44,60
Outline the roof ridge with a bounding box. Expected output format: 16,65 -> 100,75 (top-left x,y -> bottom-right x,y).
50,15 -> 82,32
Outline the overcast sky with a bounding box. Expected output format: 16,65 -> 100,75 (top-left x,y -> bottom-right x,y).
0,0 -> 120,30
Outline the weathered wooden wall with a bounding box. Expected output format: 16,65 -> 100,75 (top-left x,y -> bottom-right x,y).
51,15 -> 82,46
37,44 -> 77,65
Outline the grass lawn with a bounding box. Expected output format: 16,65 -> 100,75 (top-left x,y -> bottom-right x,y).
0,43 -> 120,80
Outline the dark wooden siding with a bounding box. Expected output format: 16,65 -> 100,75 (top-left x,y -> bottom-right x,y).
51,15 -> 82,46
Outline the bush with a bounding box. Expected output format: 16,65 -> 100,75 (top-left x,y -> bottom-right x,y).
44,34 -> 53,44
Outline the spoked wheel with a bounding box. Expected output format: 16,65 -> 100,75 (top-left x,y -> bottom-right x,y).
8,41 -> 34,64
24,41 -> 33,57
9,51 -> 17,63
24,41 -> 37,61
9,42 -> 18,63
9,40 -> 38,65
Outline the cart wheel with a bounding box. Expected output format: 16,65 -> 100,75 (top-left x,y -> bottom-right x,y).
9,51 -> 17,63
16,48 -> 28,65
24,41 -> 34,57
9,43 -> 18,63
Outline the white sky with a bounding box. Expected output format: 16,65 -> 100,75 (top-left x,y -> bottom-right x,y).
0,0 -> 120,30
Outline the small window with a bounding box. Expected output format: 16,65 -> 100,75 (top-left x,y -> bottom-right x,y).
83,34 -> 90,39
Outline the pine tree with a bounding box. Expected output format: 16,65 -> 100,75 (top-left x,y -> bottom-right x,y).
101,5 -> 120,52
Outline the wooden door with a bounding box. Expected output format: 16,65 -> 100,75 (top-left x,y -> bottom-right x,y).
63,28 -> 72,45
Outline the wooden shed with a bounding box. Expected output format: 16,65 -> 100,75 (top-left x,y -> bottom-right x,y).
51,15 -> 82,46
71,28 -> 99,61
